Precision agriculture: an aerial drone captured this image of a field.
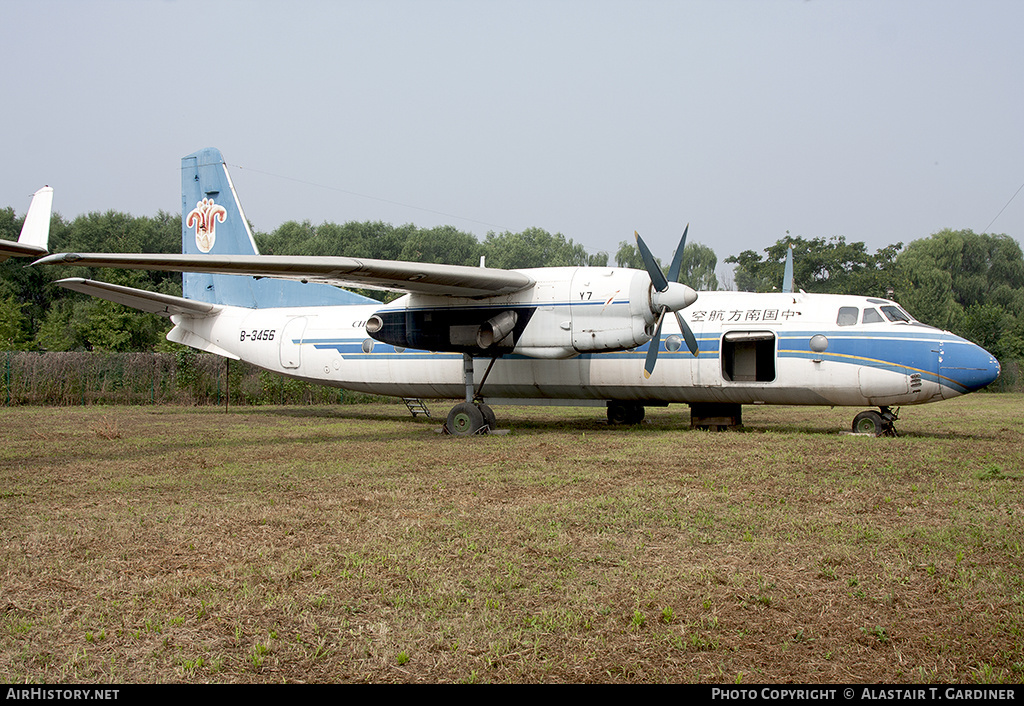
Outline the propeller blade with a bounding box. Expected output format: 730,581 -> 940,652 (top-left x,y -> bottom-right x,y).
674,310 -> 699,356
644,309 -> 665,378
635,226 -> 699,377
634,231 -> 669,292
665,224 -> 689,285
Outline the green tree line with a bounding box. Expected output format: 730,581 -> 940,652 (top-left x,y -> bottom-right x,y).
1,206 -> 1021,387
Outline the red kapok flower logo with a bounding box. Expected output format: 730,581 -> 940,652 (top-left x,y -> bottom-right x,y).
186,198 -> 227,253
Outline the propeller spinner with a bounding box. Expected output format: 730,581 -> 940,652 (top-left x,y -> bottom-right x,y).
634,226 -> 699,378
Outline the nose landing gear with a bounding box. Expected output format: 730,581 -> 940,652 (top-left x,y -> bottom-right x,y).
852,406 -> 899,437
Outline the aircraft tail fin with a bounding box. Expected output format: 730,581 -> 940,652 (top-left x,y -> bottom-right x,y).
181,148 -> 376,307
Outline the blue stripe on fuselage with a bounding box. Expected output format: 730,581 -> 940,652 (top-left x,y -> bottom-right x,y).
299,327 -> 989,394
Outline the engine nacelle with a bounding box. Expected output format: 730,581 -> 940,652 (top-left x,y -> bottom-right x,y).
366,304 -> 534,355
365,266 -> 696,358
507,267 -> 675,356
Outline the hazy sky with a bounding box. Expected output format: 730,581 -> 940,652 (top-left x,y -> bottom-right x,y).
3,0 -> 1022,276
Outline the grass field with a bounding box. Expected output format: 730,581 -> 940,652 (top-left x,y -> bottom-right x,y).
1,395 -> 1022,684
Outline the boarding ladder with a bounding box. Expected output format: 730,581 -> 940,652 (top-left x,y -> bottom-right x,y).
402,398 -> 431,418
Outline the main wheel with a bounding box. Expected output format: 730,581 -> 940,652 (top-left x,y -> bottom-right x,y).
447,402 -> 485,436
852,410 -> 884,436
477,403 -> 496,431
628,404 -> 645,425
607,402 -> 645,425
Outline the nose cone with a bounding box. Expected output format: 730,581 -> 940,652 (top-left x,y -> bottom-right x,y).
653,281 -> 698,313
939,336 -> 1001,397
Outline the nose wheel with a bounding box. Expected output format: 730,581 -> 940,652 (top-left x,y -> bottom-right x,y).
852,407 -> 898,437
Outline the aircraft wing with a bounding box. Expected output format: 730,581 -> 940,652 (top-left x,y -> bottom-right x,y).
54,278 -> 220,317
34,252 -> 536,298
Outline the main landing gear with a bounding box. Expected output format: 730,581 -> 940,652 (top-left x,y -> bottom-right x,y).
446,400 -> 496,436
606,401 -> 645,425
851,406 -> 899,437
443,355 -> 499,436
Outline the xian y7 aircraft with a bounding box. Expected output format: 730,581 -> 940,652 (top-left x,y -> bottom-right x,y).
34,148 -> 1000,436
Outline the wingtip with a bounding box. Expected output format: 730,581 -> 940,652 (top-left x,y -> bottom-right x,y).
32,253 -> 79,267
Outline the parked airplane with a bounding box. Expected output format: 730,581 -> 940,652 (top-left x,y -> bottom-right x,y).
34,149 -> 1000,436
1,186 -> 53,261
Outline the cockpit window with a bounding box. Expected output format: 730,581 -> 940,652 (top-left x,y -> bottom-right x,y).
837,307 -> 859,326
880,305 -> 912,323
862,307 -> 884,324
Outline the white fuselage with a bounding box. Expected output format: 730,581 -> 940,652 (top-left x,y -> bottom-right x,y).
167,267 -> 1000,409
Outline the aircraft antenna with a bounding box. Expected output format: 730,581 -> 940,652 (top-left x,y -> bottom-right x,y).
981,179 -> 1024,233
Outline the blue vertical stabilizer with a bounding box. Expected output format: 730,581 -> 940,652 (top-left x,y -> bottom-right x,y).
181,148 -> 377,307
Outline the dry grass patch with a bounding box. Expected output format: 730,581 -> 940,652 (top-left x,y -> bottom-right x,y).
1,396 -> 1022,683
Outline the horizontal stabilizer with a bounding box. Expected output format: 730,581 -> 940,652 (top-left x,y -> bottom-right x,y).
0,240 -> 46,260
54,278 -> 220,318
37,253 -> 536,298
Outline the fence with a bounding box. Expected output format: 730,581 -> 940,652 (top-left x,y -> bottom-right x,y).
1,351 -> 386,406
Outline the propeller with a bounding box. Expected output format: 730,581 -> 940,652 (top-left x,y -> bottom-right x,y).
634,226 -> 699,378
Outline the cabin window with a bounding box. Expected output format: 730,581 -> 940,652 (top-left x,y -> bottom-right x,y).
837,307 -> 859,326
361,338 -> 375,354
862,307 -> 884,324
721,331 -> 776,383
881,305 -> 912,323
